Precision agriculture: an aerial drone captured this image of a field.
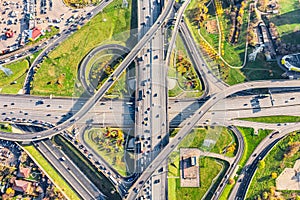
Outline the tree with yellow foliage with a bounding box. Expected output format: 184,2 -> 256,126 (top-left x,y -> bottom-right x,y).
6,187 -> 15,197
271,172 -> 277,179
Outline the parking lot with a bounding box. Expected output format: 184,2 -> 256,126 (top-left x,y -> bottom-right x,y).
0,0 -> 94,52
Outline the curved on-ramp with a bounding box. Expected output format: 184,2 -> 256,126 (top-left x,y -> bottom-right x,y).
78,44 -> 130,96
126,79 -> 300,200
0,0 -> 175,142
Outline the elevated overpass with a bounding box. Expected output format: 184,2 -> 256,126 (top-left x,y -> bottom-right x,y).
126,79 -> 300,200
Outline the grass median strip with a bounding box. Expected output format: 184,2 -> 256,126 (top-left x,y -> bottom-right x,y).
238,115 -> 300,123
23,144 -> 80,200
53,135 -> 121,200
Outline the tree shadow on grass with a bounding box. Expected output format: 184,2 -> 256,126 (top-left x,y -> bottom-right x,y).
257,175 -> 270,183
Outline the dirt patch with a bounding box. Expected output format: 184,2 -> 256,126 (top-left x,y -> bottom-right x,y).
48,65 -> 55,77
205,19 -> 218,34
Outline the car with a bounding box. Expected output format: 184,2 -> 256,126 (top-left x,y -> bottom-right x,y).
60,157 -> 66,161
95,161 -> 100,165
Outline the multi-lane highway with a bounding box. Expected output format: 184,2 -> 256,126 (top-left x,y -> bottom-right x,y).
35,139 -> 105,200
0,0 -> 175,142
2,90 -> 300,129
126,79 -> 300,200
2,0 -> 300,199
229,124 -> 300,200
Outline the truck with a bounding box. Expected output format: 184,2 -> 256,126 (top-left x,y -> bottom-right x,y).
109,175 -> 118,185
138,90 -> 143,101
136,141 -> 144,154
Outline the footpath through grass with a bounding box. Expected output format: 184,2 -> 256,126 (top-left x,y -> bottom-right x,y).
247,132 -> 300,199
175,127 -> 237,157
23,144 -> 80,200
238,115 -> 300,124
32,0 -> 133,96
184,0 -> 284,85
168,34 -> 203,98
53,135 -> 121,200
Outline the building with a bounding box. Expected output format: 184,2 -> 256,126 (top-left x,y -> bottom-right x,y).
28,27 -> 42,41
13,180 -> 32,194
17,167 -> 31,178
276,159 -> 300,190
281,53 -> 300,72
180,148 -> 200,187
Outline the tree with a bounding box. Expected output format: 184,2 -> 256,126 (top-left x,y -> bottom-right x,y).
262,191 -> 268,200
269,186 -> 276,196
271,172 -> 277,179
228,178 -> 235,185
258,160 -> 265,169
6,187 -> 14,196
255,195 -> 262,200
237,16 -> 243,25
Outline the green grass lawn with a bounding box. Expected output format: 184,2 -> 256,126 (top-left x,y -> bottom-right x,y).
185,1 -> 246,86
219,183 -> 235,200
168,155 -> 225,200
0,50 -> 42,94
177,127 -> 237,156
238,115 -> 300,123
247,132 -> 300,199
0,59 -> 29,94
185,0 -> 285,85
168,35 -> 203,98
241,54 -> 284,81
23,145 -> 80,200
236,127 -> 272,169
218,127 -> 272,199
31,0 -> 133,97
83,128 -> 129,176
53,135 -> 121,199
270,0 -> 300,44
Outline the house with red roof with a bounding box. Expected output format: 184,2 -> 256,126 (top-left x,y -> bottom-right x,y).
28,27 -> 42,41
17,167 -> 31,178
12,180 -> 32,194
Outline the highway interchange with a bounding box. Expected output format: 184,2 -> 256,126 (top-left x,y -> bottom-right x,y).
1,0 -> 300,199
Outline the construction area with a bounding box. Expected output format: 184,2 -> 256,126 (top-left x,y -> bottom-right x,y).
180,148 -> 200,188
